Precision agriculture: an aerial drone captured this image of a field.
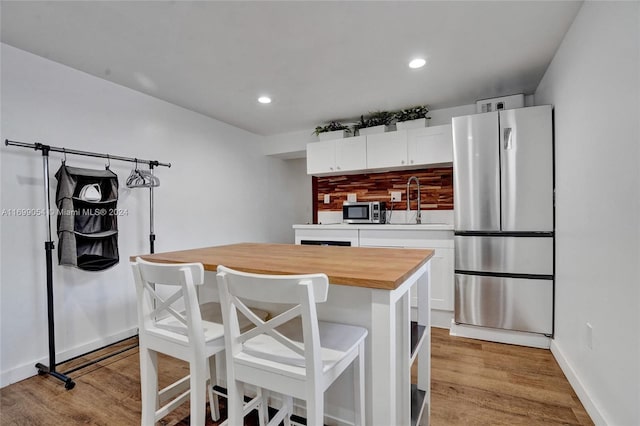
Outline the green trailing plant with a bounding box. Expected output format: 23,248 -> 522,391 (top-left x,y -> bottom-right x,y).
313,120 -> 352,136
394,105 -> 431,122
355,110 -> 395,130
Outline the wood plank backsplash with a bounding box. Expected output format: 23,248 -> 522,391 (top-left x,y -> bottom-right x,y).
315,167 -> 454,211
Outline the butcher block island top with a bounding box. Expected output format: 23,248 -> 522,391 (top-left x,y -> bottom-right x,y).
133,242 -> 434,290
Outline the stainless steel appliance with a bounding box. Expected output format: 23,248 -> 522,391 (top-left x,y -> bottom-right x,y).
343,201 -> 386,224
452,105 -> 554,335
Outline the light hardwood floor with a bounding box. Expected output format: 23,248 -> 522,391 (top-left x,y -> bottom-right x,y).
1,328 -> 592,425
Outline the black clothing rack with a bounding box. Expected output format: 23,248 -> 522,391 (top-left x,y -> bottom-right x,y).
4,139 -> 171,390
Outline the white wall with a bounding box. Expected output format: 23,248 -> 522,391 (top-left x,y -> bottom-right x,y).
535,3 -> 639,425
0,44 -> 307,386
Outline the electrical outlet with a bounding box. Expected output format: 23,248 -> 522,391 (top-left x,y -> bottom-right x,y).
391,191 -> 402,202
323,194 -> 330,204
586,322 -> 593,349
347,193 -> 357,202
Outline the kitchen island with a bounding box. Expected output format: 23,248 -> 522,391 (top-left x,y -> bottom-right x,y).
135,242 -> 434,426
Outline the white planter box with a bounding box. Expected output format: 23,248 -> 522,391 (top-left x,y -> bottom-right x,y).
396,118 -> 428,130
319,129 -> 349,141
358,125 -> 388,136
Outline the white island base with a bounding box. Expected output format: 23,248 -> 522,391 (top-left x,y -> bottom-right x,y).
312,264 -> 431,426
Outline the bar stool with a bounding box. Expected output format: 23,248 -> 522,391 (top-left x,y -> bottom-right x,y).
131,258 -> 266,425
216,265 -> 368,426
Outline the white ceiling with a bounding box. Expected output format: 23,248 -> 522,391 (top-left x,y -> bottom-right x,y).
0,1 -> 582,136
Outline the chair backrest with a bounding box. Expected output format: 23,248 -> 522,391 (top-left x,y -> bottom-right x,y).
131,257 -> 206,347
216,265 -> 329,379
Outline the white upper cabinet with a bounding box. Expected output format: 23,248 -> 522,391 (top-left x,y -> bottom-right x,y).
335,136 -> 367,171
366,124 -> 453,171
407,124 -> 453,166
306,136 -> 366,175
306,124 -> 453,175
306,140 -> 335,174
365,131 -> 408,169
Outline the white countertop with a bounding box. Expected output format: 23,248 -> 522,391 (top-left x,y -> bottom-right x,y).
293,223 -> 454,231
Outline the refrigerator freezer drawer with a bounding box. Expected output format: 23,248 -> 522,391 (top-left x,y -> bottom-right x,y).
455,274 -> 553,334
455,235 -> 553,275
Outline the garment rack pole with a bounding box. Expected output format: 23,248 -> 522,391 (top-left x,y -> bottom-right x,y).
4,139 -> 170,390
5,139 -> 171,168
149,164 -> 156,253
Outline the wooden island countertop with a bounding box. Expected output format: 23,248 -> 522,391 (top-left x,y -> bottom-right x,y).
132,242 -> 434,290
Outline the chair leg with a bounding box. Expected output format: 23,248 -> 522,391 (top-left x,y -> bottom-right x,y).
226,378 -> 245,426
354,342 -> 365,426
257,388 -> 268,426
306,392 -> 324,426
207,355 -> 220,421
139,347 -> 158,426
190,359 -> 207,426
282,395 -> 293,426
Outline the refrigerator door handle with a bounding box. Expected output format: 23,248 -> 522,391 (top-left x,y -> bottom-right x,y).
503,127 -> 513,150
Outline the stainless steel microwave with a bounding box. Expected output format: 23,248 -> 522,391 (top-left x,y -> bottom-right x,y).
342,201 -> 386,224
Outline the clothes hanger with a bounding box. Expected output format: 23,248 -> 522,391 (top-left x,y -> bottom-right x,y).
126,159 -> 160,188
105,154 -> 111,170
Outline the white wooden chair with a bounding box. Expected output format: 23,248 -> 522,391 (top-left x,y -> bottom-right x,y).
131,257 -> 225,425
216,265 -> 368,426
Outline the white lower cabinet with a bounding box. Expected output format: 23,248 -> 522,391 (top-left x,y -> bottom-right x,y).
426,248 -> 454,311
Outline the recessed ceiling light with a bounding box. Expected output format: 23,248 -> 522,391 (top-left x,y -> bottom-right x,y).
258,96 -> 272,104
409,58 -> 426,69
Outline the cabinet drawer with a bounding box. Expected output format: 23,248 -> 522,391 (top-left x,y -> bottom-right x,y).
360,229 -> 454,248
295,229 -> 359,246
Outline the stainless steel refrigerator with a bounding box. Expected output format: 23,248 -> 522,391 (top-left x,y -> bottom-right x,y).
452,105 -> 554,335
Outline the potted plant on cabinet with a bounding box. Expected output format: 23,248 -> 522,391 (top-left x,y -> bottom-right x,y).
313,120 -> 352,140
394,105 -> 431,130
355,110 -> 394,136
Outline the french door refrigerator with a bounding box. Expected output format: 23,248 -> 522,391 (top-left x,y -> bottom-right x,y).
452,105 -> 554,335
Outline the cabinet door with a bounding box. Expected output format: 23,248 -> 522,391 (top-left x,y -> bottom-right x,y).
335,136 -> 367,172
366,131 -> 407,169
306,140 -> 336,175
429,248 -> 454,311
407,124 -> 453,166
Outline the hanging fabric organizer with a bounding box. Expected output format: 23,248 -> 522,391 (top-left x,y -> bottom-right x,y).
4,139 -> 170,391
56,165 -> 120,271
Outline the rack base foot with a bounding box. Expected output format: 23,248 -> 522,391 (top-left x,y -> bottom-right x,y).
35,363 -> 76,390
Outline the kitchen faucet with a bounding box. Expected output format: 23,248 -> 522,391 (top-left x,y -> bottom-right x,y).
406,176 -> 421,224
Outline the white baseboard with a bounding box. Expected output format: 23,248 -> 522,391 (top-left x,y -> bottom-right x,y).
0,327 -> 138,388
431,310 -> 454,329
550,340 -> 606,425
449,320 -> 551,349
